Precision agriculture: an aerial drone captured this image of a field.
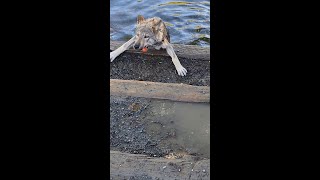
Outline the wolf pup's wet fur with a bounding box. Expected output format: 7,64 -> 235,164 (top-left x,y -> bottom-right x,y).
110,15 -> 187,76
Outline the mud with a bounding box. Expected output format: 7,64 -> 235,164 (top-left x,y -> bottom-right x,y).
108,46 -> 211,179
109,95 -> 210,179
109,52 -> 210,86
110,95 -> 210,158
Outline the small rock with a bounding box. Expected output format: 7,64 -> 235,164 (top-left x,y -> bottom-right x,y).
128,103 -> 140,111
203,169 -> 206,172
163,166 -> 166,169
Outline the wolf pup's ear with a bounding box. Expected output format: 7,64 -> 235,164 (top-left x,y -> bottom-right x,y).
137,15 -> 145,24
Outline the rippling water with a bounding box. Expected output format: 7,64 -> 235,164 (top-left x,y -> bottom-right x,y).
110,0 -> 210,47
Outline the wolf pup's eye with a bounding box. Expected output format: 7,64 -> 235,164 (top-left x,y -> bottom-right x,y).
144,35 -> 149,38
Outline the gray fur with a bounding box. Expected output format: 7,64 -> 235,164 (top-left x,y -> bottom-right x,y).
110,15 -> 187,76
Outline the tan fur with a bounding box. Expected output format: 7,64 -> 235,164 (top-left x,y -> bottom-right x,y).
110,15 -> 187,76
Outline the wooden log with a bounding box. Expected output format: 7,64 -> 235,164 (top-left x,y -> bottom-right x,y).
110,79 -> 210,103
110,40 -> 210,61
110,151 -> 210,179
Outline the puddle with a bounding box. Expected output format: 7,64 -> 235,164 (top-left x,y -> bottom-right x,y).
109,96 -> 210,159
146,100 -> 210,158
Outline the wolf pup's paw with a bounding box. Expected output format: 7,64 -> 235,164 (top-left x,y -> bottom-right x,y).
110,51 -> 116,62
176,66 -> 187,76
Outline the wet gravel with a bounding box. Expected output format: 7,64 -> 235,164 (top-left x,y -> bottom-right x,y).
107,49 -> 211,179
109,52 -> 210,86
110,96 -> 170,157
108,51 -> 211,157
109,95 -> 210,158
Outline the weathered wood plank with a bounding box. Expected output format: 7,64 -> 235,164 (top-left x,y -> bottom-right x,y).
110,41 -> 210,61
110,151 -> 210,179
110,79 -> 210,103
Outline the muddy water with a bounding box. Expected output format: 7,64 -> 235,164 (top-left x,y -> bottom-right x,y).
147,100 -> 210,158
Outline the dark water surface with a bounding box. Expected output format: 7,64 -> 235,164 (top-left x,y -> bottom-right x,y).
110,0 -> 210,47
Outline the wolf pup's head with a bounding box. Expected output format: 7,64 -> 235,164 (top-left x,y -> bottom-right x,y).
133,15 -> 169,50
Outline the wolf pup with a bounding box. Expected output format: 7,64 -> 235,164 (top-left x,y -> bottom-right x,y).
110,15 -> 187,76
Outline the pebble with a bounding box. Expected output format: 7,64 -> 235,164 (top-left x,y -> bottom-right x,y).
203,169 -> 206,172
191,169 -> 194,172
163,166 -> 166,169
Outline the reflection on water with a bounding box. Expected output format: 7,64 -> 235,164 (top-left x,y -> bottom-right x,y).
110,0 -> 210,47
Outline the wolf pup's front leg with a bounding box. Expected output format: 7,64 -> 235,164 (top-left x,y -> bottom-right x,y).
163,39 -> 187,76
110,36 -> 136,62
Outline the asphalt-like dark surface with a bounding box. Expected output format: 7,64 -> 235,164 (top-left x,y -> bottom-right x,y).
109,52 -> 210,86
109,95 -> 165,157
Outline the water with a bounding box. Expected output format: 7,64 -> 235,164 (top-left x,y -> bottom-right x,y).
110,0 -> 210,47
148,100 -> 210,158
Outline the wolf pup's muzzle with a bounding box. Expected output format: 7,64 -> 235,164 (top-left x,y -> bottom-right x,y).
133,43 -> 147,50
134,44 -> 140,49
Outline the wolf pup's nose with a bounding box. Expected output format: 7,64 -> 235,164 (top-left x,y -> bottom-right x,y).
134,45 -> 140,49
